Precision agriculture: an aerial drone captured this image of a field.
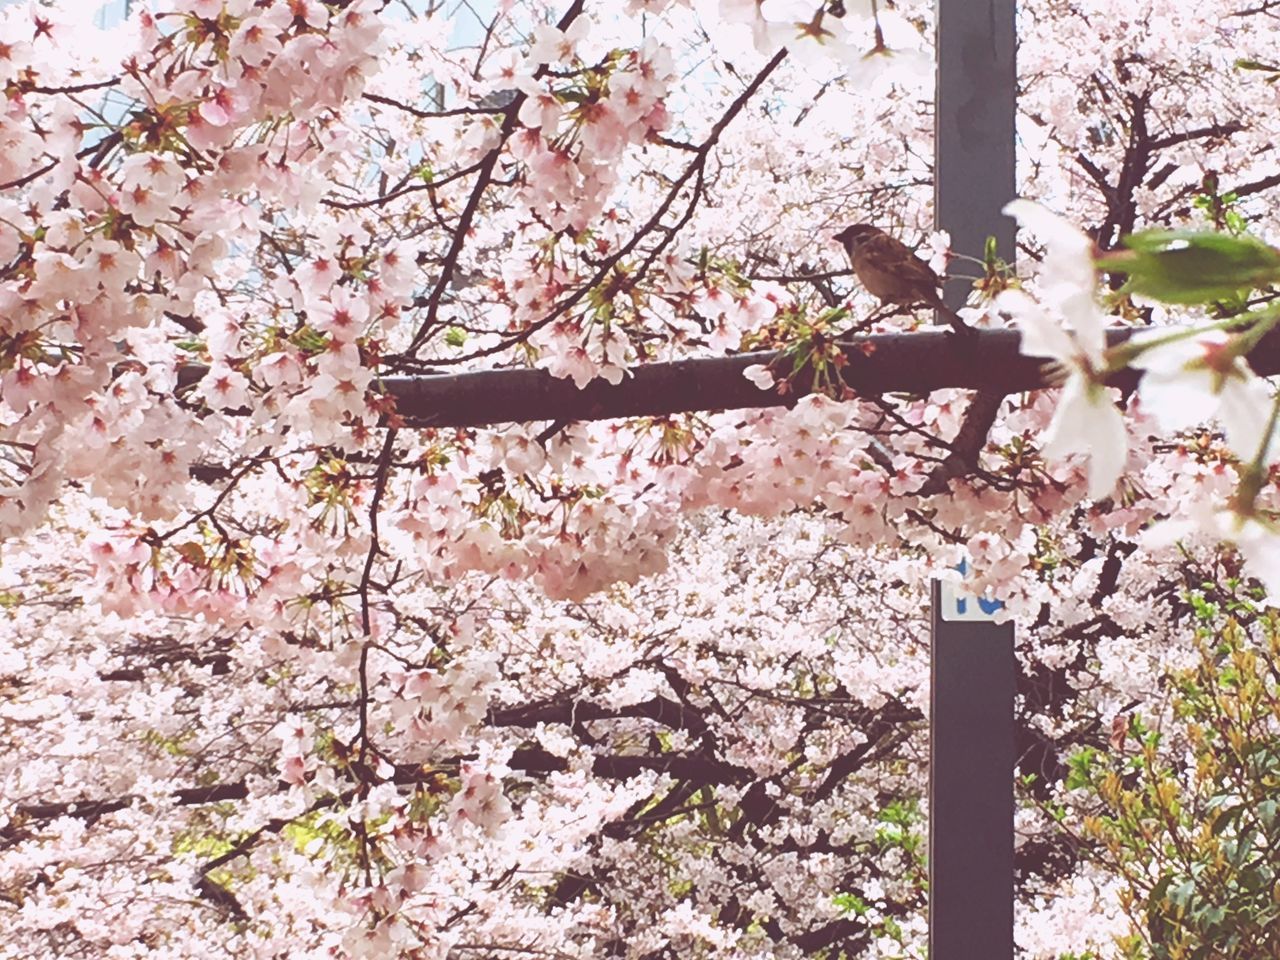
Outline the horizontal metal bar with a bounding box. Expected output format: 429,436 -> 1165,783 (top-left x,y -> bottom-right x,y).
172,324 -> 1250,429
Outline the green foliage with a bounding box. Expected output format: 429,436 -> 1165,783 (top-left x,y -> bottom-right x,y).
1186,573 -> 1266,625
172,824 -> 254,898
1096,229 -> 1280,305
1191,182 -> 1248,237
760,303 -> 855,400
874,796 -> 925,864
832,891 -> 870,917
1234,58 -> 1280,83
141,727 -> 195,758
172,830 -> 238,862
829,797 -> 926,957
1068,612 -> 1280,959
282,809 -> 349,859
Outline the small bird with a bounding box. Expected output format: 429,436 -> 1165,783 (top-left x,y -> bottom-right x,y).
834,223 -> 971,335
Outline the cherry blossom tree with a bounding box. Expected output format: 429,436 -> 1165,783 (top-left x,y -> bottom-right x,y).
2,1 -> 1280,958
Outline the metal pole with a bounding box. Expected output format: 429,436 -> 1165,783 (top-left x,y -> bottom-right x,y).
931,0 -> 1017,954
935,0 -> 1017,306
928,582 -> 1015,959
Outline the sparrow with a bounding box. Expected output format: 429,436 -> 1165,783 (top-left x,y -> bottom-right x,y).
834,223 -> 971,335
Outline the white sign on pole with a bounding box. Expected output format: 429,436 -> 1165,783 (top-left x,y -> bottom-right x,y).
936,558 -> 1005,622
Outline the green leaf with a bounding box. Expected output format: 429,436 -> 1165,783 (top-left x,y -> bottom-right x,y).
1256,798 -> 1278,828
1064,746 -> 1099,791
1235,58 -> 1280,72
1167,877 -> 1196,913
1097,230 -> 1280,304
832,892 -> 869,916
1150,873 -> 1173,905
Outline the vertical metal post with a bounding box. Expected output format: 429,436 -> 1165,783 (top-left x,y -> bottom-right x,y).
931,0 -> 1017,955
929,583 -> 1015,959
936,0 -> 1017,308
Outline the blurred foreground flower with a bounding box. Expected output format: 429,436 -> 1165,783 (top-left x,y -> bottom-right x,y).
999,200 -> 1126,500
1131,328 -> 1280,466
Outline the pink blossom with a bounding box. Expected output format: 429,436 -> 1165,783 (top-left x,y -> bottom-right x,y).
516,77 -> 563,134
526,17 -> 590,67
229,6 -> 291,65
196,363 -> 252,411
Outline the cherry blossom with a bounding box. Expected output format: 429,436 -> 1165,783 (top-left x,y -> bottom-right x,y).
999,200 -> 1127,500
1132,327 -> 1280,465
1,1 -> 1279,957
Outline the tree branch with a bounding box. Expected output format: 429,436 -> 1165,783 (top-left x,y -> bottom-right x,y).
171,324 -> 1280,432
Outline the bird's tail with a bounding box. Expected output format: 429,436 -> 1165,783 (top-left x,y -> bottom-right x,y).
930,297 -> 974,338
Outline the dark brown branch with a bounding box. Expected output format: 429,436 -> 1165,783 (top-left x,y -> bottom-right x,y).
193,874 -> 248,920
361,92 -> 505,119
508,746 -> 752,783
321,155 -> 491,211
1230,169 -> 1280,199
430,46 -> 789,363
747,268 -> 852,283
380,328 -> 1125,428
915,390 -> 1006,497
8,783 -> 252,831
355,430 -> 399,798
650,134 -> 700,152
406,0 -> 588,355
489,695 -> 709,738
1149,120 -> 1246,151
164,310 -> 205,335
169,324 -> 1280,431
1074,151 -> 1116,201
0,132 -> 122,192
7,747 -> 748,842
198,794 -> 342,877
27,77 -> 120,95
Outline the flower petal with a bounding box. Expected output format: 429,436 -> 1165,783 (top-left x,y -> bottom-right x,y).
1003,199 -> 1094,289
1137,367 -> 1217,433
1041,376 -> 1126,499
1219,375 -> 1279,465
997,290 -> 1074,361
